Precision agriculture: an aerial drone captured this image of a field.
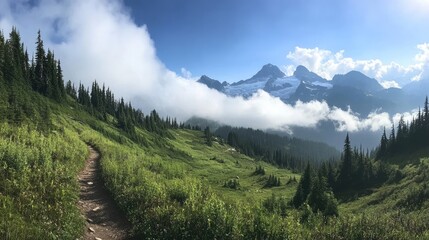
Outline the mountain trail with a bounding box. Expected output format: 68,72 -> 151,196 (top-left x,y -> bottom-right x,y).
77,145 -> 131,240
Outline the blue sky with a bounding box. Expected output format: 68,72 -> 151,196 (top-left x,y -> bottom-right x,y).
124,0 -> 429,83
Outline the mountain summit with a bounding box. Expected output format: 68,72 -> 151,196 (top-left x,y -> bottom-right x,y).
251,63 -> 285,79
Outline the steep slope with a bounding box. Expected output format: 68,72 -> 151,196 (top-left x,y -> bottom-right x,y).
197,75 -> 226,92
341,157 -> 429,235
293,65 -> 328,83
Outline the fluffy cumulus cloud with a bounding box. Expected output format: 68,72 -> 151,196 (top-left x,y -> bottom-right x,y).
0,0 -> 413,133
285,46 -> 429,87
392,108 -> 420,127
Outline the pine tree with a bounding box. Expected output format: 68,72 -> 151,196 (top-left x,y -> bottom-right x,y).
292,162 -> 312,207
424,96 -> 429,123
33,30 -> 46,93
45,50 -> 60,100
204,126 -> 212,146
338,133 -> 352,191
65,80 -> 77,99
0,30 -> 5,84
8,27 -> 25,83
3,37 -> 18,84
327,162 -> 336,190
57,60 -> 65,98
292,182 -> 304,208
377,127 -> 388,159
307,166 -> 339,216
307,173 -> 325,212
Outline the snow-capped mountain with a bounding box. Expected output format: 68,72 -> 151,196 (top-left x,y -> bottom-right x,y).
197,64 -> 419,115
223,64 -> 300,100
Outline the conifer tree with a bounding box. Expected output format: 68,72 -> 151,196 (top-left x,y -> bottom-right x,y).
204,126 -> 212,146
0,31 -> 4,85
338,133 -> 352,190
57,60 -> 65,98
292,162 -> 312,207
307,170 -> 326,213
327,162 -> 336,190
33,30 -> 46,93
3,37 -> 17,84
424,96 -> 429,123
377,127 -> 388,159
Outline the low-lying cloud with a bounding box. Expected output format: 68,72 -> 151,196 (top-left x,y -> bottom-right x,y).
0,0 -> 416,134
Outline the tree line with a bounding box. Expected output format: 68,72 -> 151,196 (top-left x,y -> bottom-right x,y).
0,28 -> 62,130
377,97 -> 429,159
215,126 -> 340,172
291,133 -> 397,217
0,28 -> 188,140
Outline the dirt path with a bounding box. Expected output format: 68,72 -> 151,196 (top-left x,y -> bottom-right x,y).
78,146 -> 131,240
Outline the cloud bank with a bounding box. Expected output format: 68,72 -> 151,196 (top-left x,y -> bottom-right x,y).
285,45 -> 429,87
0,0 -> 415,134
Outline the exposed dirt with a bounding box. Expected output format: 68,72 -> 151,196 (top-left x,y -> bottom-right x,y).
78,146 -> 131,240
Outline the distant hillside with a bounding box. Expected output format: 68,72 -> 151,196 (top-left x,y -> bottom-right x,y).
215,126 -> 340,171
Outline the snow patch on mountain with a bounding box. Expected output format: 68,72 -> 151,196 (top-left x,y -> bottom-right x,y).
225,78 -> 268,97
312,81 -> 333,89
270,77 -> 301,99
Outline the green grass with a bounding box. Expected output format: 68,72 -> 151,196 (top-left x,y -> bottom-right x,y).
3,93 -> 429,239
0,121 -> 87,239
341,157 -> 429,216
167,129 -> 299,204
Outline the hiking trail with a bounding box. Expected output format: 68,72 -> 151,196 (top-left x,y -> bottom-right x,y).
78,145 -> 131,240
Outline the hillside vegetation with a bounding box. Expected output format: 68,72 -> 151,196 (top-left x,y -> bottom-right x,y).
1,28 -> 429,239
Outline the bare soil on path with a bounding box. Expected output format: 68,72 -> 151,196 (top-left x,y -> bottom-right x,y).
78,146 -> 131,240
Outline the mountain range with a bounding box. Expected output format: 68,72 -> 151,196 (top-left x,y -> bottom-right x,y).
195,64 -> 429,149
197,64 -> 425,116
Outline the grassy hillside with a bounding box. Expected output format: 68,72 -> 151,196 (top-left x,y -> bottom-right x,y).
3,92 -> 429,239
342,157 -> 429,217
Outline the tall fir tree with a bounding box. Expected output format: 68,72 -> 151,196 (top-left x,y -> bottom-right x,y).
338,133 -> 352,190
57,60 -> 65,98
377,127 -> 388,159
33,30 -> 46,93
204,126 -> 213,146
292,162 -> 312,207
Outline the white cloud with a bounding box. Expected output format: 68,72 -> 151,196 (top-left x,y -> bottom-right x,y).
380,80 -> 400,89
0,0 -> 413,134
392,108 -> 420,126
415,43 -> 429,63
180,67 -> 194,79
326,107 -> 392,132
285,46 -> 428,87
